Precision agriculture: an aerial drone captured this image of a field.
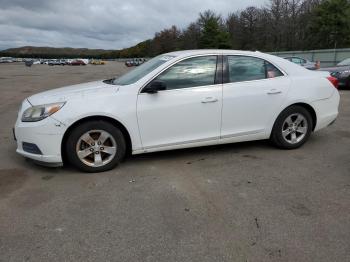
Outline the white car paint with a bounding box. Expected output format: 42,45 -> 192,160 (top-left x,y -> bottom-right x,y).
137,84 -> 222,149
14,50 -> 340,165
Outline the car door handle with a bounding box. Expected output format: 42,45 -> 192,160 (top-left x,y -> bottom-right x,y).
267,89 -> 282,95
201,97 -> 218,103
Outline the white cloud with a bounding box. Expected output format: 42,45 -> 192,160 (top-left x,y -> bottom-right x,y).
0,0 -> 266,50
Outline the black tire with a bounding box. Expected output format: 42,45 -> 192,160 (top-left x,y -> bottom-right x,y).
270,105 -> 313,149
65,120 -> 126,172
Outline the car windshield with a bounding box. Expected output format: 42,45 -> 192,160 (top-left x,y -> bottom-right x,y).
113,55 -> 175,85
337,58 -> 350,66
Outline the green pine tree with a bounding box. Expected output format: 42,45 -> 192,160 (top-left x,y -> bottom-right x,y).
199,17 -> 232,49
308,0 -> 350,49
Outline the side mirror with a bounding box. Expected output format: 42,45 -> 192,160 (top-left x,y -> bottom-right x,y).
143,80 -> 166,94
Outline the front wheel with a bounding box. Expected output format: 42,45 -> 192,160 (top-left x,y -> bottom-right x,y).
65,121 -> 126,172
270,106 -> 313,149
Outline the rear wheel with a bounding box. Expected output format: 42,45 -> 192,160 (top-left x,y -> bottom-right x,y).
65,121 -> 126,172
270,106 -> 313,149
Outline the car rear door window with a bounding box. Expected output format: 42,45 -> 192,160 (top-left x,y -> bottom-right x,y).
227,56 -> 283,83
155,56 -> 217,90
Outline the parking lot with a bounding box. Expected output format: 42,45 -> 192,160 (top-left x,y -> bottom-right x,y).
0,62 -> 349,262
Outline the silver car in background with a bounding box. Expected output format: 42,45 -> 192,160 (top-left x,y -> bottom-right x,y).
284,56 -> 318,70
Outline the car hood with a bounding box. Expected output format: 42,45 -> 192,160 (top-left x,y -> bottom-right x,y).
27,80 -> 118,105
318,65 -> 350,73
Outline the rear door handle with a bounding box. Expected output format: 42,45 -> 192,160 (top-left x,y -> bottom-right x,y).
201,97 -> 218,103
267,89 -> 282,95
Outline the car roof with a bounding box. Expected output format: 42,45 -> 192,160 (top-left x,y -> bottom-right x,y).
166,49 -> 263,57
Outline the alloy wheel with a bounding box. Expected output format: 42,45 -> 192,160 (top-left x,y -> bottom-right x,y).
75,130 -> 117,167
281,113 -> 308,144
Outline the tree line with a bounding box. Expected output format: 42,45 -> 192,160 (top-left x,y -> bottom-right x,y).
107,0 -> 350,58
1,0 -> 350,59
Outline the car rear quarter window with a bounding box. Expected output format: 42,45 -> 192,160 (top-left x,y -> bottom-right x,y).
227,56 -> 283,83
155,56 -> 217,90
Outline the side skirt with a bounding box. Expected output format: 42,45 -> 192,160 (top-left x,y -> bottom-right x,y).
132,131 -> 267,155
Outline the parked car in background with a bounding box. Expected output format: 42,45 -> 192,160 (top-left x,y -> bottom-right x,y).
70,59 -> 86,66
59,59 -> 68,65
133,59 -> 141,66
136,58 -> 146,66
90,60 -> 106,65
125,58 -> 146,67
318,58 -> 350,89
0,57 -> 15,63
125,60 -> 134,67
337,58 -> 350,66
14,50 -> 339,172
48,60 -> 61,66
284,56 -> 318,70
24,60 -> 33,67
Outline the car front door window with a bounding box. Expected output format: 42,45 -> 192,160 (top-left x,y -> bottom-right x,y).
154,56 -> 218,90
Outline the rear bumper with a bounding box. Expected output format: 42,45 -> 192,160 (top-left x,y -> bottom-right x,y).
312,90 -> 340,131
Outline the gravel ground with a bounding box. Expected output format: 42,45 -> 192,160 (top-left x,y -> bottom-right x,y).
0,62 -> 349,262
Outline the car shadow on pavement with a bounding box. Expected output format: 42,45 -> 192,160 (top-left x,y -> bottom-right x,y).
18,139 -> 272,175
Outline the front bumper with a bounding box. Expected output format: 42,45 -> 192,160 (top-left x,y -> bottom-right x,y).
15,116 -> 66,165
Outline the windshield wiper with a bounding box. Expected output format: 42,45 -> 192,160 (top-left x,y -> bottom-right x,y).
103,78 -> 116,85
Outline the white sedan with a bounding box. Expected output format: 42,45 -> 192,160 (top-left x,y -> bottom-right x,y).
14,50 -> 340,172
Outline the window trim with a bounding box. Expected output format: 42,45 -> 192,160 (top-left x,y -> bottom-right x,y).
223,55 -> 287,84
139,54 -> 223,94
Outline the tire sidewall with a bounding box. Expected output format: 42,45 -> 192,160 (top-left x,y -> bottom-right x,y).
66,121 -> 126,172
271,106 -> 313,149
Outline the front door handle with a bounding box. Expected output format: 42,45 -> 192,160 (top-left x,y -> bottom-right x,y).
201,97 -> 218,103
267,89 -> 282,95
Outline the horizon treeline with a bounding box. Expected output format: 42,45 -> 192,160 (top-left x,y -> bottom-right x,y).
115,0 -> 350,57
2,0 -> 350,59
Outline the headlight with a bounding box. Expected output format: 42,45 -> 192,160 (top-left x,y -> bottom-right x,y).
21,102 -> 65,122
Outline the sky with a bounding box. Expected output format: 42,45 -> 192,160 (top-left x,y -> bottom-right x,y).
0,0 -> 266,51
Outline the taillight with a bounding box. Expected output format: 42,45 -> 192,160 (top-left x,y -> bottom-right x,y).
327,76 -> 339,89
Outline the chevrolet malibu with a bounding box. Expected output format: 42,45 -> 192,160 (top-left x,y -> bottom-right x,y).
14,50 -> 340,172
